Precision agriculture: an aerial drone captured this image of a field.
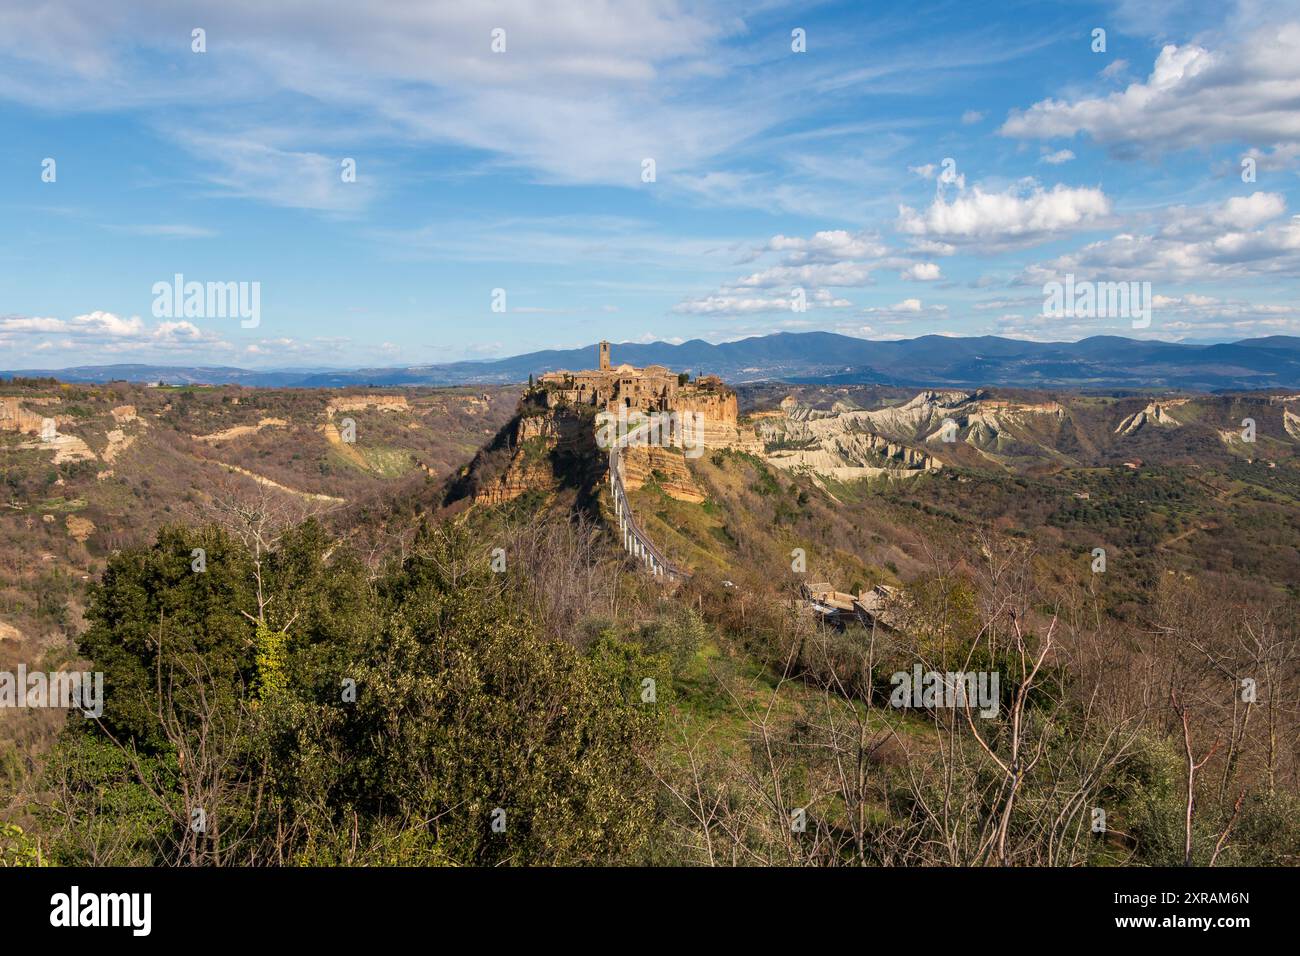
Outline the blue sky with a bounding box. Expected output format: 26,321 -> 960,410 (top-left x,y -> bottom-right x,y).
1,0 -> 1298,368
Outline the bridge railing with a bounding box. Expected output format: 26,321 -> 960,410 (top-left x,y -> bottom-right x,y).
607,430 -> 689,582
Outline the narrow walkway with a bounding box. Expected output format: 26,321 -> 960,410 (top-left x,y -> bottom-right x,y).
607,422 -> 689,582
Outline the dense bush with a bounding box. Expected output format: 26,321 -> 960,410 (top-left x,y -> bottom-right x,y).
44,519 -> 664,866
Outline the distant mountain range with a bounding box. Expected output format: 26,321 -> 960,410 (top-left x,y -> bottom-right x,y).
9,332 -> 1300,392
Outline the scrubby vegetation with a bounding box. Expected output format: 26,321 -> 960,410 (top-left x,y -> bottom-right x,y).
2,381 -> 1299,866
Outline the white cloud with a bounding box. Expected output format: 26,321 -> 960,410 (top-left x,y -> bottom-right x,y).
900,262 -> 942,281
1000,23 -> 1300,152
858,299 -> 949,324
71,311 -> 146,337
0,316 -> 64,333
0,309 -> 435,368
1020,191 -> 1300,282
762,230 -> 888,264
154,320 -> 205,341
1212,192 -> 1288,231
3,311 -> 229,356
176,133 -> 376,214
1040,149 -> 1075,165
1155,192 -> 1287,239
897,183 -> 1111,245
993,290 -> 1300,341
961,110 -> 985,125
676,225 -> 902,318
731,261 -> 879,290
1099,59 -> 1128,80
908,239 -> 956,256
0,1 -> 783,210
672,288 -> 852,316
1238,143 -> 1300,174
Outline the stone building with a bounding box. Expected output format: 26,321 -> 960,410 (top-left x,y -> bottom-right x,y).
534,341 -> 761,462
539,341 -> 730,418
540,341 -> 677,413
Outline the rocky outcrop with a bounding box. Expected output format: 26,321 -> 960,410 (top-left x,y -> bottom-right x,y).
759,395 -> 943,478
620,445 -> 706,502
102,429 -> 135,464
474,455 -> 554,506
3,397 -> 96,462
760,389 -> 1072,476
1285,408 -> 1300,441
469,407 -> 598,506
0,397 -> 56,435
1115,400 -> 1187,436
670,389 -> 762,451
193,417 -> 286,443
326,394 -> 409,417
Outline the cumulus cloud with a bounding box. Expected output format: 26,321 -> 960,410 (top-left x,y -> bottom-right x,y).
2,310 -> 234,358
1210,192 -> 1288,231
900,262 -> 942,281
69,310 -> 146,337
1020,192 -> 1300,283
1000,23 -> 1300,152
897,182 -> 1111,246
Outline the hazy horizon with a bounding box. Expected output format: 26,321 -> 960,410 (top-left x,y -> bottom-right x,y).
6,329 -> 1299,375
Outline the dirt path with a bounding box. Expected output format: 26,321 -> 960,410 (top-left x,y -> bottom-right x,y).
214,462 -> 345,503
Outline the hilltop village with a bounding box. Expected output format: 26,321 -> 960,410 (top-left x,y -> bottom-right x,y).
538,341 -> 748,444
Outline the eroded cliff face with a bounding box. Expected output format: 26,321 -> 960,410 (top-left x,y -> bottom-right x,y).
325,394 -> 410,416
1,396 -> 99,463
756,389 -> 1079,477
676,390 -> 763,451
1114,399 -> 1189,436
1285,408 -> 1300,442
466,405 -> 600,506
619,445 -> 706,503
757,394 -> 943,479
0,396 -> 61,434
